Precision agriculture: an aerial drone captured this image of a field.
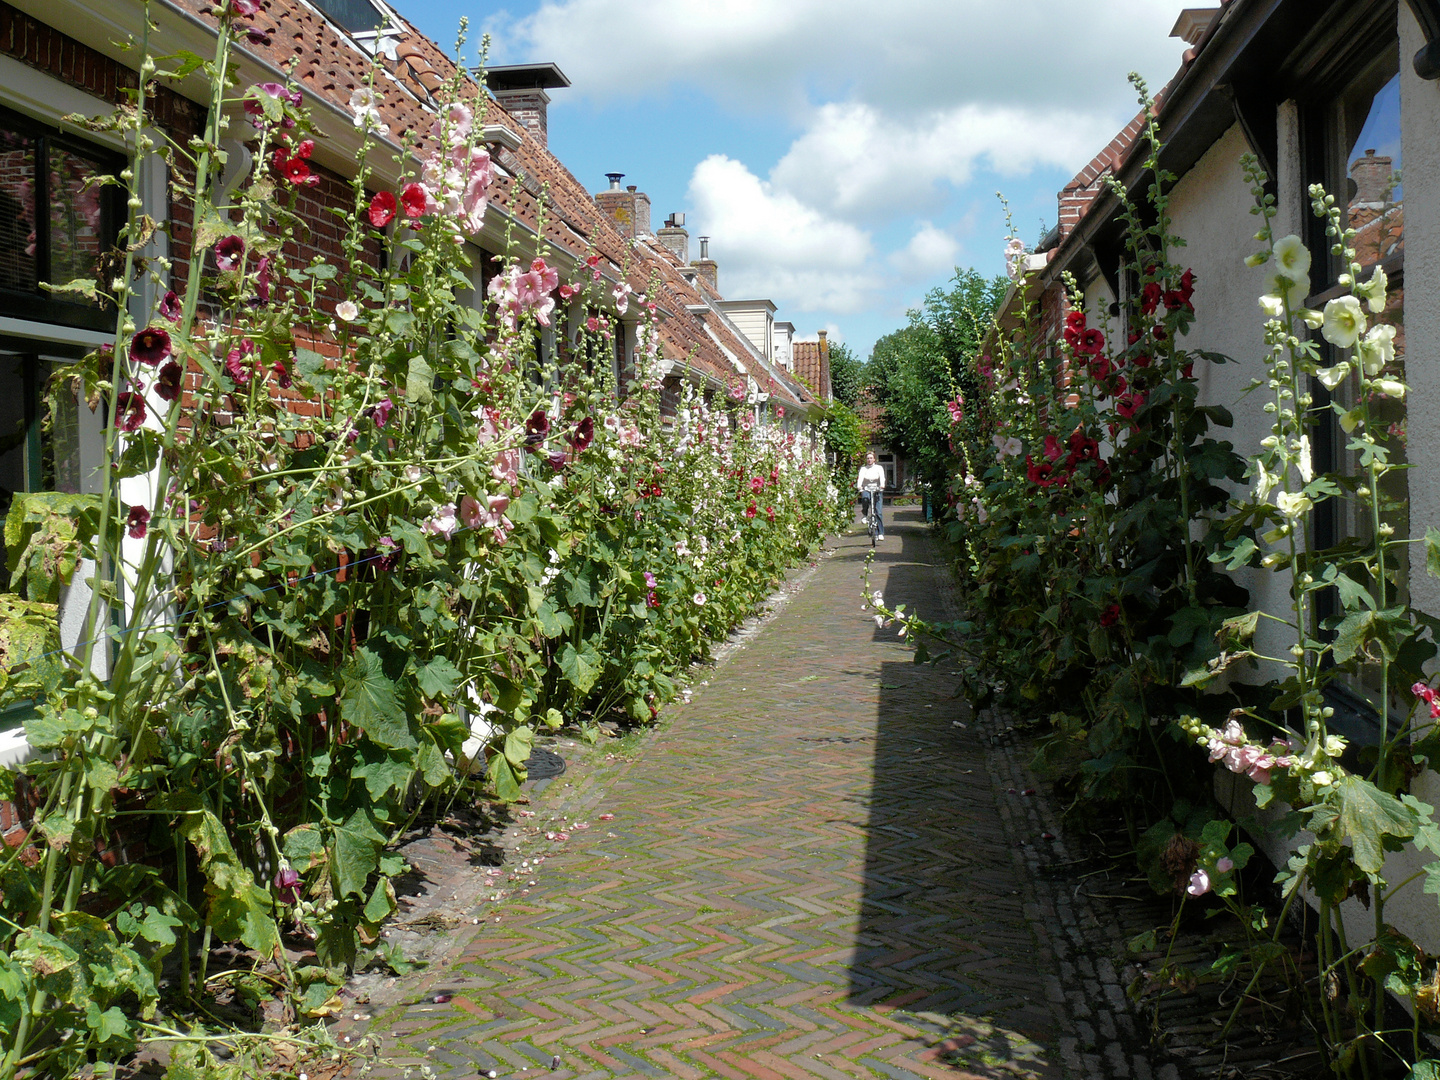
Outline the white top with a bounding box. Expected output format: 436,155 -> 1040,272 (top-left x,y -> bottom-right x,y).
856,463 -> 886,492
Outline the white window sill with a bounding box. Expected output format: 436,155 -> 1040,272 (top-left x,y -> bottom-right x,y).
0,726 -> 33,773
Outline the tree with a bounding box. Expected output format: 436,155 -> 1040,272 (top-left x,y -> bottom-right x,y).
828,341 -> 863,406
865,268 -> 1008,487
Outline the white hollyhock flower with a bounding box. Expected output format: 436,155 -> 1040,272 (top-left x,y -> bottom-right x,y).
1357,265 -> 1388,313
1298,434 -> 1313,482
1276,491 -> 1314,519
1357,324 -> 1396,376
336,300 -> 359,322
1273,234 -> 1312,283
1321,295 -> 1366,349
1314,362 -> 1350,390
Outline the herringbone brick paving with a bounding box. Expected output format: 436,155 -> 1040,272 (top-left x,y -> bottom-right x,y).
358,508 -> 1156,1079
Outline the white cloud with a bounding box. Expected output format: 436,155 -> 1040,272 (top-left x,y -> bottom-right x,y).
687,155 -> 876,313
773,101 -> 1122,221
890,222 -> 960,279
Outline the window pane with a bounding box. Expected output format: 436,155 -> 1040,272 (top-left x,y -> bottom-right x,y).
43,364 -> 80,495
1345,71 -> 1402,271
47,144 -> 106,294
0,126 -> 36,292
0,353 -> 28,569
311,0 -> 387,33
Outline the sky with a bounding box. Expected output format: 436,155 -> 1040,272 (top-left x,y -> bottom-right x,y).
407,0 -> 1196,359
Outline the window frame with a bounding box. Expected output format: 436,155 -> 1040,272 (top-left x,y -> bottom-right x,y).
0,103 -> 126,333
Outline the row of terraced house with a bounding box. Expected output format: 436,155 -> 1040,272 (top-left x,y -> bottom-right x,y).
0,0 -> 835,832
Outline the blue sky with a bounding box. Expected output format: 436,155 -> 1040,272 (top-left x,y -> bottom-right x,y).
407,1 -> 1195,359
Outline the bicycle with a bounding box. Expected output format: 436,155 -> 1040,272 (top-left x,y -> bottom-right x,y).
862,491 -> 882,546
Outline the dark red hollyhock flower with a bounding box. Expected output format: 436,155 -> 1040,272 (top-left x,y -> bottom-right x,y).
1068,428 -> 1100,464
231,0 -> 260,14
766,506 -> 775,522
1063,309 -> 1086,348
1094,460 -> 1112,488
525,408 -> 550,446
1043,434 -> 1065,462
214,234 -> 245,271
745,503 -> 757,519
275,867 -> 302,904
1026,456 -> 1053,487
548,450 -> 569,472
244,26 -> 273,46
1152,325 -> 1167,342
1140,281 -> 1163,316
1116,391 -> 1145,419
127,505 -> 150,539
1132,353 -> 1151,369
1099,603 -> 1120,628
255,256 -> 271,303
567,415 -> 594,451
272,360 -> 291,389
94,343 -> 117,384
130,326 -> 172,367
155,361 -> 183,402
115,392 -> 146,432
225,340 -> 256,385
1076,327 -> 1105,356
295,138 -> 315,159
1165,268 -> 1197,312
369,191 -> 397,228
159,290 -> 182,322
1089,355 -> 1113,382
750,476 -> 764,493
400,182 -> 429,218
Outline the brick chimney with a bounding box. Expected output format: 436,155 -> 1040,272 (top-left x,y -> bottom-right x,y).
693,236 -> 717,290
658,212 -> 688,263
817,329 -> 831,401
595,177 -> 654,240
1351,148 -> 1396,207
484,63 -> 570,151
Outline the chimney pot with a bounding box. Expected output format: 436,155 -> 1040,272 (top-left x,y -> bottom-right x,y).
606,172 -> 624,190
699,236 -> 710,259
627,184 -> 637,193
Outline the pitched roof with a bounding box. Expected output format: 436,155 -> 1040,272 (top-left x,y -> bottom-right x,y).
791,339 -> 829,402
177,0 -> 805,406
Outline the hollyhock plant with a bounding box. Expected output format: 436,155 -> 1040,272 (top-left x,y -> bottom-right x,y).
115,391 -> 146,432
254,256 -> 272,302
225,341 -> 256,385
568,416 -> 594,451
159,290 -> 182,321
401,182 -> 433,218
423,503 -> 459,540
130,326 -> 172,366
155,361 -> 183,402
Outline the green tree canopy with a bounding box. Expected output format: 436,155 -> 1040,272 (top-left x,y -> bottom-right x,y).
828,341 -> 863,406
864,268 -> 1008,486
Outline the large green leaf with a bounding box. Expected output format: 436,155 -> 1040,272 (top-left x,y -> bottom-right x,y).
557,641 -> 602,695
405,355 -> 434,403
333,808 -> 387,898
341,647 -> 415,749
416,655 -> 461,699
1329,775 -> 1419,874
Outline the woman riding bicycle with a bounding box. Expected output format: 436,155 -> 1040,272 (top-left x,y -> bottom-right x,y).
856,451 -> 886,541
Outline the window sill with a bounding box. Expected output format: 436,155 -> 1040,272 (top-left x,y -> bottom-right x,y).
0,724 -> 33,772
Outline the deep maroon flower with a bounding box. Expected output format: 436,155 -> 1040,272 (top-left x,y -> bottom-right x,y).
214,234 -> 245,272
376,537 -> 399,572
745,503 -> 757,519
275,867 -> 302,904
130,326 -> 172,367
159,290 -> 182,321
254,256 -> 271,303
525,408 -> 550,446
369,191 -> 397,228
547,450 -> 569,472
1099,603 -> 1120,628
244,25 -> 272,45
94,343 -> 116,384
1076,327 -> 1105,356
372,397 -> 394,428
115,392 -> 146,432
1140,281 -> 1163,316
567,415 -> 594,451
155,361 -> 183,402
126,505 -> 150,539
272,361 -> 291,390
231,0 -> 260,15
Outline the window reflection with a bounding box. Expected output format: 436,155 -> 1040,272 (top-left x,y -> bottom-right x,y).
48,144 -> 105,292
0,127 -> 36,292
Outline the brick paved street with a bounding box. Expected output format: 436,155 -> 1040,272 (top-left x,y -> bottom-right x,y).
358,508 -> 1170,1080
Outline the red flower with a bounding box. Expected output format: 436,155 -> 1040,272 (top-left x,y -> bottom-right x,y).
750,477 -> 763,493
225,340 -> 256,385
369,191 -> 397,228
127,505 -> 150,539
1115,391 -> 1145,419
1077,328 -> 1105,356
272,360 -> 291,389
1043,434 -> 1064,462
279,157 -> 316,186
1026,456 -> 1054,487
525,408 -> 550,445
1140,281 -> 1163,316
130,326 -> 172,367
1068,429 -> 1100,464
115,392 -> 146,432
568,416 -> 594,451
159,290 -> 182,322
1132,353 -> 1151,369
155,361 -> 183,402
214,234 -> 245,272
766,506 -> 775,522
255,256 -> 271,303
400,182 -> 430,218
1099,603 -> 1120,628
296,138 -> 314,159
745,503 -> 757,519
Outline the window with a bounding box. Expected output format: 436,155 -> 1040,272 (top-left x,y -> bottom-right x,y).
310,0 -> 391,34
1297,8 -> 1405,727
0,106 -> 123,332
0,347 -> 84,569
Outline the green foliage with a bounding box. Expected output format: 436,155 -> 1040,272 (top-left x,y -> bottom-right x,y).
827,341 -> 863,406
821,400 -> 866,469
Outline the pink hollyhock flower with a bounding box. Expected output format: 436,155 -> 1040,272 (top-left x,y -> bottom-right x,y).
254,255 -> 271,302
369,191 -> 397,228
776,406 -> 784,418
1216,857 -> 1234,873
613,281 -> 632,314
159,290 -> 182,321
231,0 -> 260,14
459,494 -> 483,530
372,397 -> 394,428
432,101 -> 473,138
1187,869 -> 1211,897
558,283 -> 578,300
530,258 -> 559,293
478,495 -> 510,527
225,341 -> 256,385
423,503 -> 459,540
115,392 -> 146,432
214,234 -> 245,271
130,327 -> 172,367
155,361 -> 183,402
586,316 -> 599,333
126,505 -> 150,539
400,182 -> 432,218
376,537 -> 399,572
492,449 -> 519,484
644,571 -> 657,588
750,477 -> 763,493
